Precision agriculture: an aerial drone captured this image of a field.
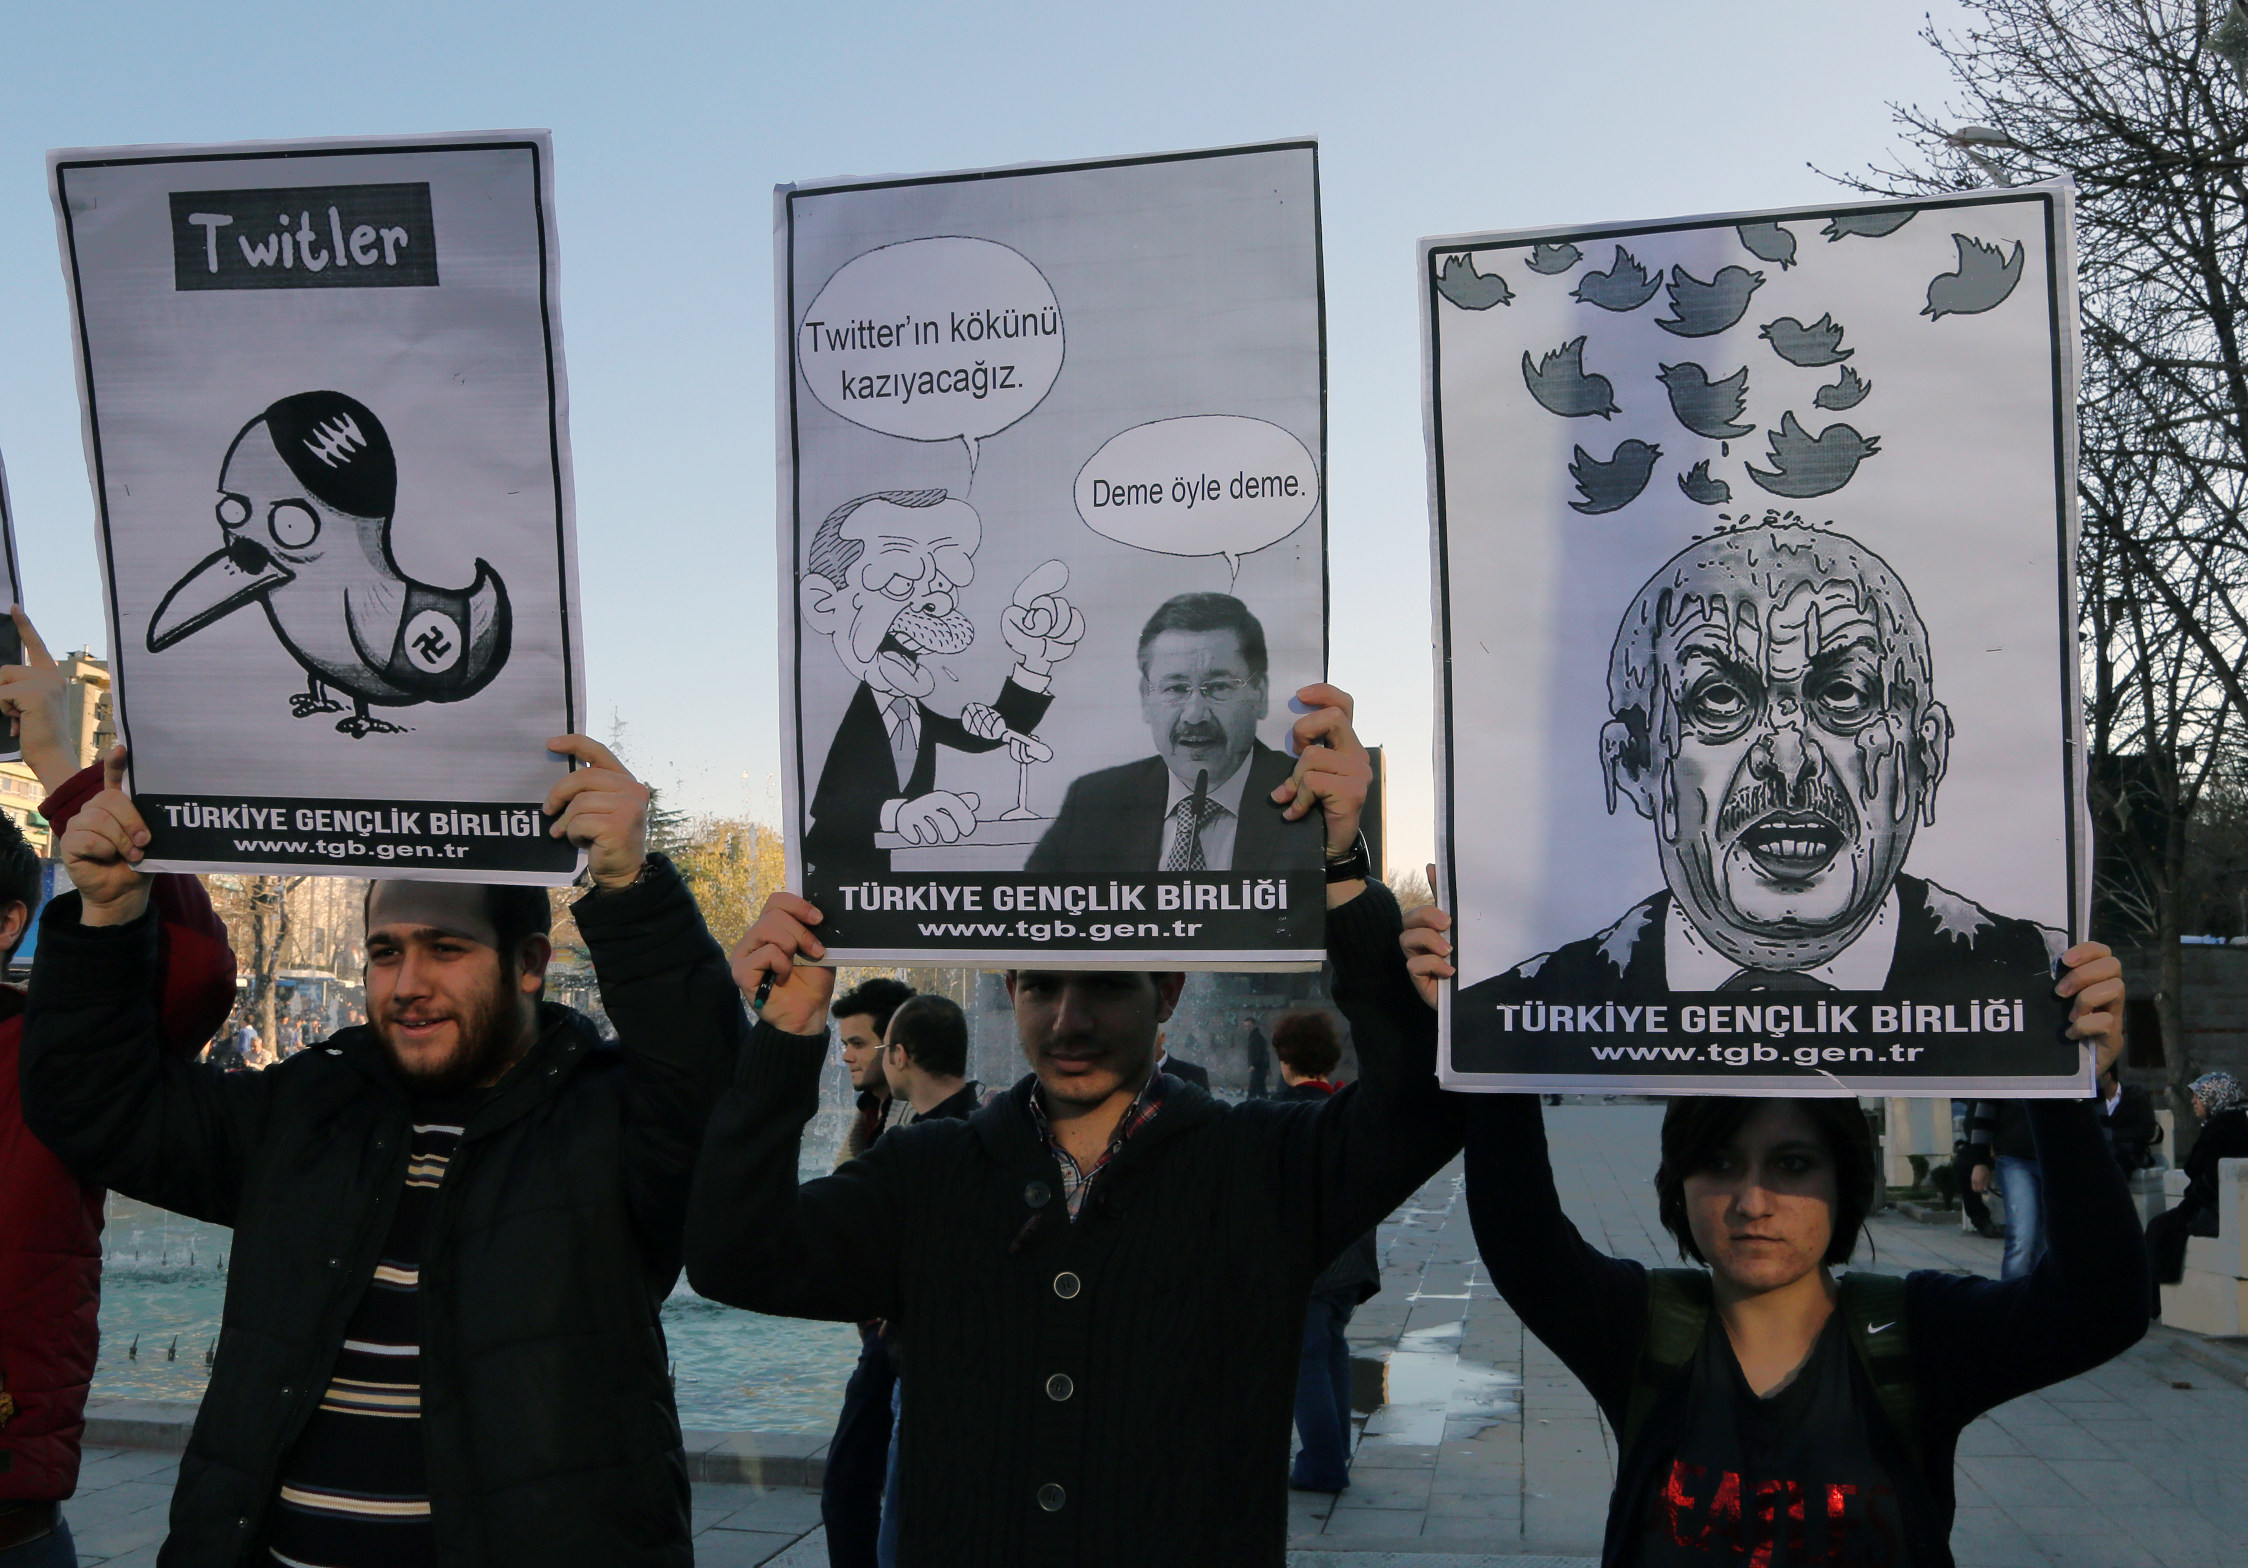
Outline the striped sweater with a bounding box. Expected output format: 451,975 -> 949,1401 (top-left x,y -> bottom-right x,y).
264,1106 -> 473,1568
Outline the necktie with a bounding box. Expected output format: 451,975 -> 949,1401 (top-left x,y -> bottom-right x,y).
1164,793 -> 1219,871
1717,968 -> 1836,992
885,697 -> 918,791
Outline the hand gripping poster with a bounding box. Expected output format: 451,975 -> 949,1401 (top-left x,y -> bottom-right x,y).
1426,184 -> 2089,1095
779,142 -> 1328,968
51,132 -> 584,883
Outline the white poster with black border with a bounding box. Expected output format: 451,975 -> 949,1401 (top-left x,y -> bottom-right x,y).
1426,182 -> 2090,1095
779,140 -> 1328,968
51,131 -> 584,883
0,450 -> 25,763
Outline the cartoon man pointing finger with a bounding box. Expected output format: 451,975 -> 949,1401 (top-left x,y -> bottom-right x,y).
800,489 -> 1081,881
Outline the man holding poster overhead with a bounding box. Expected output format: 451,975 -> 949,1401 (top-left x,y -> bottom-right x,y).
20,738 -> 743,1568
688,683 -> 1456,1568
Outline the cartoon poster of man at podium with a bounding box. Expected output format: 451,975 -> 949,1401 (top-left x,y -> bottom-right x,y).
779,140 -> 1328,966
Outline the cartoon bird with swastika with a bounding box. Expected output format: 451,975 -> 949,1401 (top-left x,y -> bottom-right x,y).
147,391 -> 511,738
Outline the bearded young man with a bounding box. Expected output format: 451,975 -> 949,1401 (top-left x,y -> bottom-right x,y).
20,737 -> 744,1568
685,685 -> 1459,1568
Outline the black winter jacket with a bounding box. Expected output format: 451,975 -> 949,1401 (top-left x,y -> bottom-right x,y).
682,884 -> 1459,1567
19,859 -> 743,1568
1271,1080 -> 1381,1302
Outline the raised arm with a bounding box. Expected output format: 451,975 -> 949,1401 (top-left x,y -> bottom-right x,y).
544,736 -> 750,1281
1396,884 -> 1651,1422
20,748 -> 271,1223
1910,944 -> 2148,1424
1256,686 -> 1463,1267
682,892 -> 902,1322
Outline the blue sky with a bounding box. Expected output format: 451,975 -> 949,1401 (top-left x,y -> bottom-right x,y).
0,0 -> 1967,870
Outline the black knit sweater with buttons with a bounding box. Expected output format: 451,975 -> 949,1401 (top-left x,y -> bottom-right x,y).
684,884 -> 1458,1567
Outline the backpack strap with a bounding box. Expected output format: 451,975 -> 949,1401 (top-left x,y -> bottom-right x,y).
1839,1271 -> 1925,1478
1622,1268 -> 1713,1456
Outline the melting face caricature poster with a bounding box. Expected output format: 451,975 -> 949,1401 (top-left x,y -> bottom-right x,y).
779,142 -> 1329,967
1426,184 -> 2091,1095
51,132 -> 584,883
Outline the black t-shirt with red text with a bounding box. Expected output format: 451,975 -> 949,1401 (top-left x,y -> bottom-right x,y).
1632,1313 -> 1911,1567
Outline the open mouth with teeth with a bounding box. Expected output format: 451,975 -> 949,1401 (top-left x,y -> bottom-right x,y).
1737,813 -> 1843,880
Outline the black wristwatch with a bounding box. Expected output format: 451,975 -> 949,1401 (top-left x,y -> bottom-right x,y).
1324,832 -> 1371,884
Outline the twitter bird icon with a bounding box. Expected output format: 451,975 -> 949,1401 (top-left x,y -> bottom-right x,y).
1522,337 -> 1620,420
1677,460 -> 1732,506
1822,208 -> 1917,242
1745,412 -> 1880,498
1760,313 -> 1855,367
1569,439 -> 1661,514
1657,362 -> 1756,441
1572,246 -> 1662,312
1813,366 -> 1872,411
1435,253 -> 1514,310
1736,222 -> 1798,270
1924,234 -> 2025,320
1525,242 -> 1582,275
1658,265 -> 1765,338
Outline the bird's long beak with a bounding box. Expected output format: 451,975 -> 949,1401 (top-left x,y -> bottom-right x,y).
146,538 -> 296,652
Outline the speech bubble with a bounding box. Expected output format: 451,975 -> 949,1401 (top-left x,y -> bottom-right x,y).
1073,415 -> 1320,581
797,237 -> 1064,474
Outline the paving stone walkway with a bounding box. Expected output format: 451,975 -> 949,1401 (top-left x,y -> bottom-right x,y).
54,1105 -> 2248,1566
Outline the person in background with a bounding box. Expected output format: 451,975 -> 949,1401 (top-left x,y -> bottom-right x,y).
1267,1009 -> 1380,1494
821,977 -> 916,1568
1949,1099 -> 1998,1239
21,736 -> 742,1566
1152,1028 -> 1209,1090
836,979 -> 914,1166
0,609 -> 236,1568
2097,1065 -> 2161,1177
1968,1101 -> 2047,1279
2147,1071 -> 2248,1305
1244,1013 -> 1271,1100
870,995 -> 984,1568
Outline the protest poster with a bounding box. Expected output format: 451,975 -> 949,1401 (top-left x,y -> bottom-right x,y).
0,451 -> 24,761
51,132 -> 583,883
1425,183 -> 2088,1094
779,141 -> 1327,967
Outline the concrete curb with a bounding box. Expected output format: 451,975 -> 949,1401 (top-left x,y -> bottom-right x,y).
2151,1323 -> 2248,1390
82,1400 -> 833,1487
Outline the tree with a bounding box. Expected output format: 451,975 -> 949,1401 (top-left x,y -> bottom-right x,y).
1846,0 -> 2248,1141
669,814 -> 788,953
205,873 -> 308,1056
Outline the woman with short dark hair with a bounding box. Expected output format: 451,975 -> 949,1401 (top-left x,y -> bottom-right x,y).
1396,900 -> 2146,1568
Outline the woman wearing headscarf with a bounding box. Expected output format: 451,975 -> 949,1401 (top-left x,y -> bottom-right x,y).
2147,1070 -> 2248,1299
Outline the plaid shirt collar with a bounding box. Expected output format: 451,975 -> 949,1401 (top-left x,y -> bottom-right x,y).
1030,1066 -> 1171,1220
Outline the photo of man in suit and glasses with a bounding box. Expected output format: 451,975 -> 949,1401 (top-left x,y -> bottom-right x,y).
1026,591 -> 1319,874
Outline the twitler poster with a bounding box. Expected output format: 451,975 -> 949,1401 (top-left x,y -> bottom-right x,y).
1426,184 -> 2090,1094
779,141 -> 1327,967
52,132 -> 584,884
